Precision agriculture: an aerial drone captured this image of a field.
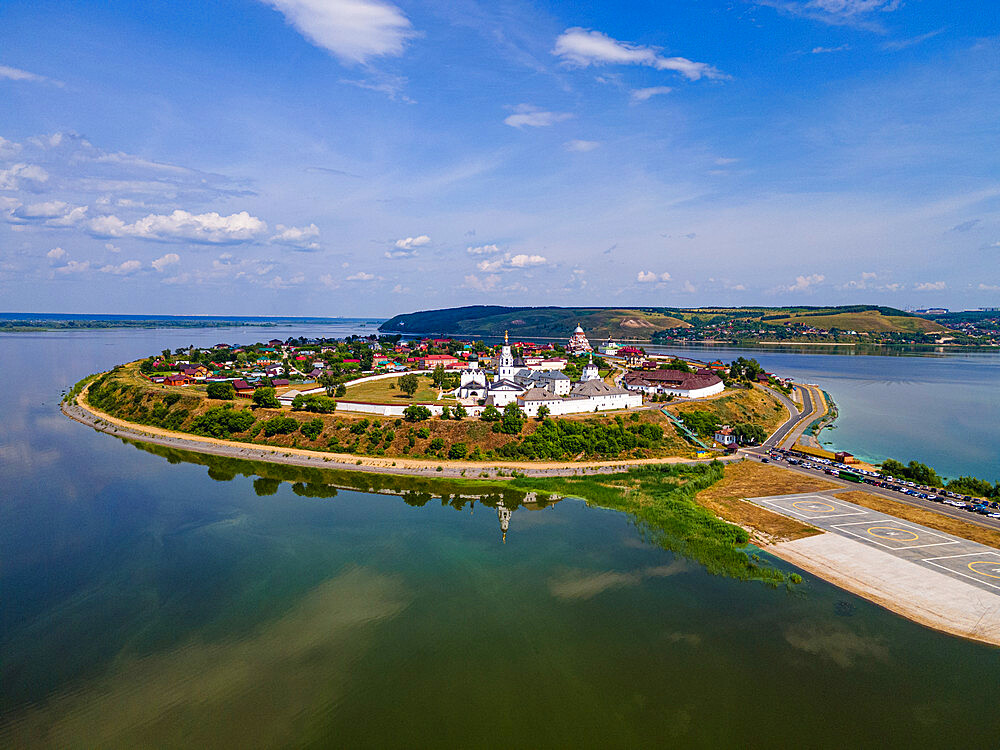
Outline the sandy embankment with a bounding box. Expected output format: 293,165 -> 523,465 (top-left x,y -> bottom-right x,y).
63,394 -> 736,479
767,533 -> 1000,647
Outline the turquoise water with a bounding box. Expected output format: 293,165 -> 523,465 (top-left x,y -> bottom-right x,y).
2,329 -> 1000,746
648,345 -> 1000,481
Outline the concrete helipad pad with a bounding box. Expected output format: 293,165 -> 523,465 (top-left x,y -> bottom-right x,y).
756,494 -> 868,520
745,491 -> 1000,595
832,519 -> 958,551
924,551 -> 1000,592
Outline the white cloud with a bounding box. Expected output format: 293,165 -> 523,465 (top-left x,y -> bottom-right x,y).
478,253 -> 548,272
466,244 -> 501,256
99,259 -> 142,275
9,200 -> 88,226
0,136 -> 22,158
0,163 -> 50,191
462,273 -> 501,292
553,28 -> 724,81
88,210 -> 267,244
346,271 -> 375,281
714,157 -> 740,165
46,247 -> 66,260
504,104 -> 573,129
781,273 -> 825,292
261,0 -> 415,65
271,223 -> 321,251
630,86 -> 673,102
0,64 -> 63,87
394,234 -> 430,250
637,270 -> 671,283
882,29 -> 945,51
152,253 -> 180,272
54,260 -> 90,274
978,283 -> 1000,291
811,44 -> 850,54
761,0 -> 902,27
391,283 -> 409,294
681,280 -> 697,293
105,243 -> 121,253
564,139 -> 600,152
915,280 -> 946,291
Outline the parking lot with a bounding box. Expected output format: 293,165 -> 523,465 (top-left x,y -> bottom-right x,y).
751,492 -> 1000,593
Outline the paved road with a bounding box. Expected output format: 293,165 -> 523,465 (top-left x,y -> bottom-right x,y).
779,385 -> 819,449
740,448 -> 1000,532
757,383 -> 807,448
751,491 -> 1000,594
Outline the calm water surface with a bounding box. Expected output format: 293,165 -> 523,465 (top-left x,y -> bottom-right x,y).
2,328 -> 999,747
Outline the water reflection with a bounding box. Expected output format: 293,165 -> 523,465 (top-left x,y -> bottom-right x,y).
125,437 -> 562,543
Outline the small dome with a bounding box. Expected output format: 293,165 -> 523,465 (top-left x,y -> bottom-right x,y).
574,325 -> 584,333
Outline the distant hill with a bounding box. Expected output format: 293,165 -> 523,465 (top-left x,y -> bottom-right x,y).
379,306 -> 690,340
380,305 -> 952,340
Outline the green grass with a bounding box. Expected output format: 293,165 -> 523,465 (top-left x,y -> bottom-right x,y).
342,374 -> 454,404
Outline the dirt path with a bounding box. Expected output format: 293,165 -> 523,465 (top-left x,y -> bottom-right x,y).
64,395 -> 737,479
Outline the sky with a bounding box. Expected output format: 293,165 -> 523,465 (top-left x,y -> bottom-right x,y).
0,0 -> 998,317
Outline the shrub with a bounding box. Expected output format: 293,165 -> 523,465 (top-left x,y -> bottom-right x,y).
300,418 -> 324,440
262,416 -> 299,437
164,393 -> 182,407
206,382 -> 236,400
429,437 -> 445,451
191,405 -> 256,438
292,394 -> 337,413
480,405 -> 501,422
404,404 -> 431,422
448,442 -> 468,459
452,404 -> 467,420
252,387 -> 280,409
499,403 -> 526,435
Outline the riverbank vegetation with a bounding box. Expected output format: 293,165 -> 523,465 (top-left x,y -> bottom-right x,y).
667,386 -> 787,437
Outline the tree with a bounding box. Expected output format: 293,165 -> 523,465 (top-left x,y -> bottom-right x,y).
537,405 -> 550,421
403,404 -> 431,422
399,373 -> 419,398
480,405 -> 501,422
361,350 -> 374,370
440,405 -> 451,419
300,418 -> 324,440
252,387 -> 280,409
499,402 -> 526,434
431,365 -> 446,388
206,381 -> 235,400
335,383 -> 347,397
732,423 -> 767,445
452,404 -> 467,420
319,371 -> 339,397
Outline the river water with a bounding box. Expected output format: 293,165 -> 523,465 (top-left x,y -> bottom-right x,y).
2,327 -> 999,746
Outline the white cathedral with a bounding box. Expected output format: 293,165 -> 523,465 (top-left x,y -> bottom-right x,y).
455,329 -> 641,416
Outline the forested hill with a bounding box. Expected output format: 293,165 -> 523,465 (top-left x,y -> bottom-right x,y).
379,305 -> 952,341
379,306 -> 692,340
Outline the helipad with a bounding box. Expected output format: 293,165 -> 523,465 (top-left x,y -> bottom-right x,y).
746,492 -> 1000,594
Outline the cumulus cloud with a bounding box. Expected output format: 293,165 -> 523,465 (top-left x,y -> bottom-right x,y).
88,210 -> 267,244
99,259 -> 142,275
781,274 -> 825,292
564,139 -> 600,152
915,280 -> 946,291
346,271 -> 375,281
477,253 -> 548,272
504,104 -> 573,129
637,270 -> 672,283
462,273 -> 501,292
394,234 -> 429,250
0,64 -> 63,87
553,28 -> 724,81
152,253 -> 180,272
271,223 -> 320,250
630,86 -> 673,102
46,247 -> 66,260
681,280 -> 697,293
0,163 -> 50,191
9,200 -> 87,226
261,0 -> 415,65
54,260 -> 90,274
466,243 -> 501,256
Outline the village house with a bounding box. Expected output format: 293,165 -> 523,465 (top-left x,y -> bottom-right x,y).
622,368 -> 725,399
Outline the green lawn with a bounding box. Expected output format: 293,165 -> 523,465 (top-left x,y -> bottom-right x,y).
342,374 -> 455,404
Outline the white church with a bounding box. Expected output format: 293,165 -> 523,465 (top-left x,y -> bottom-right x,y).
455,330 -> 641,416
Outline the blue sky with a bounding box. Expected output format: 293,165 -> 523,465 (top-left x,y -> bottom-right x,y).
1,0 -> 997,316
